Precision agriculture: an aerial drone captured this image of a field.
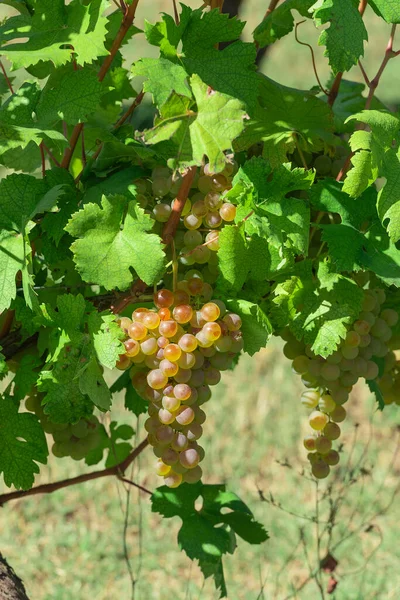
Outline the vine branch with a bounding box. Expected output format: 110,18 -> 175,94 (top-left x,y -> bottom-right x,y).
295,21 -> 329,96
336,23 -> 399,182
0,60 -> 14,94
0,438 -> 149,506
61,0 -> 140,169
162,166 -> 197,244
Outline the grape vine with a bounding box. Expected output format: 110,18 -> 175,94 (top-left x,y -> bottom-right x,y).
0,0 -> 400,596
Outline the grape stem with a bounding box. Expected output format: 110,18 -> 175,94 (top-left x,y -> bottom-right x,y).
336,23 -> 399,182
162,166 -> 197,244
61,0 -> 141,169
327,0 -> 368,107
0,60 -> 14,94
111,279 -> 149,314
0,438 -> 150,506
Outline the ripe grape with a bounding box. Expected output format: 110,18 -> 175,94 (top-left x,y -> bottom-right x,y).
309,411 -> 329,431
324,450 -> 340,466
301,390 -> 320,409
219,203 -> 236,222
315,436 -> 332,454
173,304 -> 193,324
179,448 -> 200,469
319,394 -> 336,414
164,471 -> 183,488
179,334 -> 198,352
183,465 -> 203,483
147,369 -> 168,390
312,461 -> 330,479
323,422 -> 341,440
154,289 -> 174,309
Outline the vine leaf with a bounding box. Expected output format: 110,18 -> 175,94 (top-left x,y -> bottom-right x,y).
254,0 -> 315,47
234,75 -> 334,166
144,6 -> 257,111
0,0 -> 109,70
312,0 -> 368,74
36,67 -> 105,127
66,195 -> 165,290
85,421 -> 135,467
368,0 -> 400,23
110,371 -> 148,417
0,395 -> 48,490
0,230 -> 25,313
151,483 -> 268,598
132,58 -> 192,107
142,75 -> 246,173
226,299 -> 272,356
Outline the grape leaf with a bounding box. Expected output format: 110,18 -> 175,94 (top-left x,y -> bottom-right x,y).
85,421 -> 135,467
0,230 -> 24,313
83,166 -> 143,205
377,149 -> 400,243
0,0 -> 108,70
78,356 -> 111,411
89,313 -> 125,370
329,79 -> 386,134
343,110 -> 400,199
0,395 -> 48,490
132,58 -> 192,107
145,6 -> 257,111
254,0 -> 315,47
217,226 -> 249,294
36,67 -> 104,126
290,262 -> 364,356
12,353 -> 42,401
110,371 -> 148,416
66,195 -> 165,290
234,75 -> 334,165
226,299 -> 272,356
142,75 -> 246,173
313,0 -> 368,74
368,0 -> 400,23
151,483 -> 268,599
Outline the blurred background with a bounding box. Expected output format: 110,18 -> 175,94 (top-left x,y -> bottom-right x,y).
1,1 -> 400,599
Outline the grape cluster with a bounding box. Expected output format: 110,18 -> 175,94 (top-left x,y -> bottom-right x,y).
377,351 -> 400,406
282,287 -> 399,479
117,288 -> 243,487
25,394 -> 101,461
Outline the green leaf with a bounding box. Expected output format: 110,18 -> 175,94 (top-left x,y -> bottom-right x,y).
78,357 -> 111,411
217,226 -> 249,294
226,299 -> 272,356
0,174 -> 46,231
151,482 -> 268,598
12,352 -> 42,401
291,262 -> 364,356
142,74 -> 246,173
0,395 -> 48,490
89,313 -> 125,370
145,6 -> 257,111
83,166 -> 143,205
313,0 -> 368,74
366,379 -> 385,411
254,0 -> 315,47
329,79 -> 386,134
377,149 -> 400,242
368,0 -> 400,23
132,58 -> 191,107
0,0 -> 108,70
85,421 -> 135,467
110,370 -> 148,417
235,75 -> 334,165
0,229 -> 24,313
66,195 -> 165,290
36,67 -> 104,126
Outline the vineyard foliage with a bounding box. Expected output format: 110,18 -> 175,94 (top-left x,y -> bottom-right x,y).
0,0 -> 400,596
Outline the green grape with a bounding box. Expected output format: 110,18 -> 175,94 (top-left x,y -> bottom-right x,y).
330,405 -> 346,423
152,177 -> 172,197
365,360 -> 379,380
345,330 -> 361,347
326,351 -> 342,365
179,448 -> 200,469
301,390 -> 320,409
71,420 -> 89,439
155,458 -> 171,476
184,213 -> 202,230
381,308 -> 398,327
183,465 -> 202,483
323,422 -> 341,440
362,293 -> 377,312
309,411 -> 329,431
303,434 -> 317,451
291,355 -> 310,374
353,320 -> 371,336
52,443 -> 66,458
319,394 -> 336,414
324,449 -> 340,466
315,436 -> 332,454
192,245 -> 211,264
341,346 -> 359,360
313,155 -> 332,175
183,230 -> 203,249
330,387 -> 349,405
340,372 -> 358,387
320,363 -> 340,382
283,340 -> 305,360
312,461 -> 330,479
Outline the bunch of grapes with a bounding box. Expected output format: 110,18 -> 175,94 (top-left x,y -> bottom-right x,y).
117,287 -> 243,487
25,393 -> 101,461
377,351 -> 400,406
281,287 -> 399,478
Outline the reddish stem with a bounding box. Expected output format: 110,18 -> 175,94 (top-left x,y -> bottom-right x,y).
0,438 -> 149,506
114,89 -> 145,129
172,0 -> 180,24
0,311 -> 14,340
0,60 -> 14,94
295,21 -> 329,96
162,167 -> 197,245
111,279 -> 149,314
263,0 -> 280,19
42,143 -> 61,167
